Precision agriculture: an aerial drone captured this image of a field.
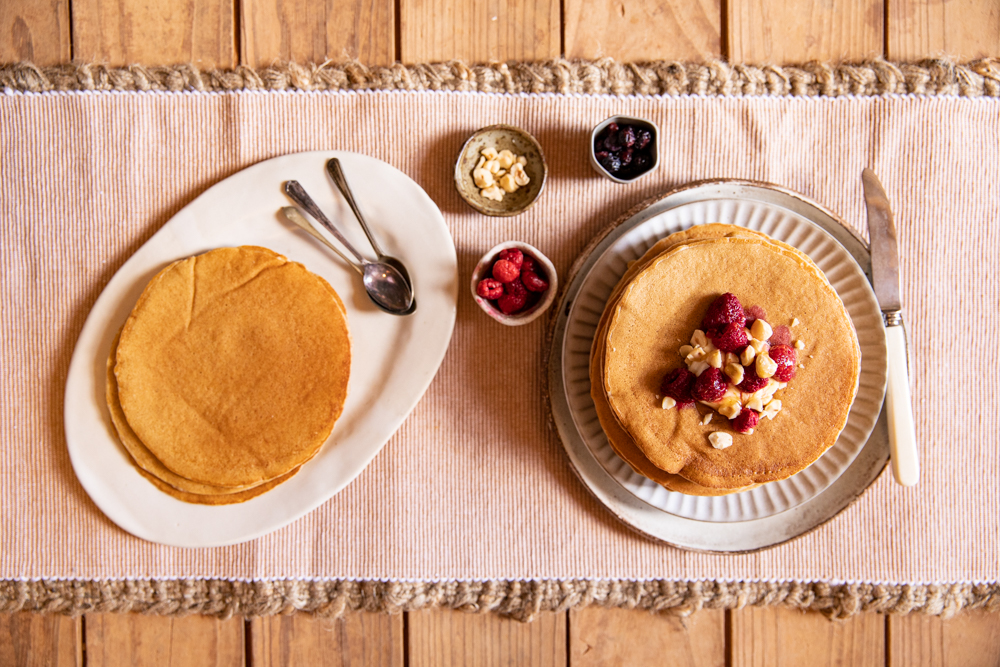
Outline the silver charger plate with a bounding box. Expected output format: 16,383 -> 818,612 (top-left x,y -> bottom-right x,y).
547,180 -> 889,553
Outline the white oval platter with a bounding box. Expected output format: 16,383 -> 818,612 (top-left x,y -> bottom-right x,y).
64,151 -> 457,548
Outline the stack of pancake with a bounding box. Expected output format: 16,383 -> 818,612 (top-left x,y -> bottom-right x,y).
590,224 -> 860,496
106,246 -> 351,505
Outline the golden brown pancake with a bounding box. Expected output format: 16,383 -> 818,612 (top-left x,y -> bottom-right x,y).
106,329 -> 275,495
114,246 -> 351,489
602,235 -> 860,489
591,225 -> 768,495
135,466 -> 300,505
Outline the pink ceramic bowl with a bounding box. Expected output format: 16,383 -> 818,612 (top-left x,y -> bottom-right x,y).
470,241 -> 558,326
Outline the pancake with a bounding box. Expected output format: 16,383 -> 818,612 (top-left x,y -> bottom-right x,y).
106,329 -> 274,495
591,225 -> 769,495
114,246 -> 351,489
134,466 -> 300,505
602,235 -> 860,489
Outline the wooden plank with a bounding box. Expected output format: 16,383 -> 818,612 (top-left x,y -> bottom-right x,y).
71,0 -> 236,67
408,608 -> 566,667
564,0 -> 722,61
888,0 -> 1000,61
85,613 -> 243,667
570,607 -> 725,667
399,0 -> 560,64
727,0 -> 884,64
250,612 -> 403,667
889,610 -> 1000,666
240,0 -> 395,67
0,0 -> 70,65
731,607 -> 884,667
0,613 -> 81,667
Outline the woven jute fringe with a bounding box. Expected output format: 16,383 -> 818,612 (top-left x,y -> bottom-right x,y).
1,579 -> 997,621
2,58 -> 999,97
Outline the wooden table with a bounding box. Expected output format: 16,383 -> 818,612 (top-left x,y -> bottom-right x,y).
3,1 -> 999,665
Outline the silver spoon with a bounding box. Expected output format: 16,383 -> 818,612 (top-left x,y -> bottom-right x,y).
326,158 -> 416,297
284,205 -> 418,316
284,180 -> 414,315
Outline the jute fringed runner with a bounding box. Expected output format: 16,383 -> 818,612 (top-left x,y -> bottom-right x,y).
2,59 -> 999,620
2,57 -> 999,97
3,579 -> 999,622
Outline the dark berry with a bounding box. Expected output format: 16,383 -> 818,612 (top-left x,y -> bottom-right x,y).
476,278 -> 503,300
492,259 -> 520,283
635,129 -> 652,150
702,293 -> 746,330
498,248 -> 523,270
732,409 -> 760,434
692,368 -> 728,402
737,364 -> 769,393
709,322 -> 750,353
620,148 -> 634,167
659,367 -> 695,407
769,345 -> 797,382
620,125 -> 636,148
597,152 -> 621,174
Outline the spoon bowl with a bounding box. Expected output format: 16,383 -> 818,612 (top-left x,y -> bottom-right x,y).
283,181 -> 414,315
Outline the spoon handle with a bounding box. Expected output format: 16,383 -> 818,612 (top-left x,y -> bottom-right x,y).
281,207 -> 364,275
284,180 -> 368,266
326,158 -> 386,258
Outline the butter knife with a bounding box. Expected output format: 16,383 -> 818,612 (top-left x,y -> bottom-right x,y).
863,168 -> 919,486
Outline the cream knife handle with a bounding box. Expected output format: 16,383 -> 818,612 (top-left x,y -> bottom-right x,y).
885,324 -> 919,486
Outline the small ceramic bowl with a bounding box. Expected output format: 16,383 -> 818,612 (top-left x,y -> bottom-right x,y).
455,125 -> 547,216
471,241 -> 558,326
589,115 -> 660,184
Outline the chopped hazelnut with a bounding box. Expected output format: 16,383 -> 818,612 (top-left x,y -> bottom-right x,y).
751,319 -> 773,341
756,353 -> 778,379
724,362 -> 744,385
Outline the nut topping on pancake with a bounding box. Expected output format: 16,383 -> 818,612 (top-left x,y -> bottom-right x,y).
658,292 -> 805,442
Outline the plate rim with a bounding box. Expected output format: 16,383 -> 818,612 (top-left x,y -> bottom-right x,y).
545,178 -> 890,553
63,150 -> 458,548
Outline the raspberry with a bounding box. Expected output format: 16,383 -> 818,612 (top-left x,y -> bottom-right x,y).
769,344 -> 797,382
498,248 -> 523,270
476,278 -> 503,300
522,270 -> 549,293
492,259 -> 520,283
732,409 -> 760,434
744,305 -> 766,326
521,255 -> 537,273
737,365 -> 769,393
497,278 -> 528,314
692,367 -> 728,402
709,322 -> 750,353
770,325 -> 791,347
659,367 -> 695,407
702,293 -> 746,330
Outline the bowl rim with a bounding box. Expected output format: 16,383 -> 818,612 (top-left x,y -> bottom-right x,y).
470,241 -> 558,326
589,114 -> 660,184
454,124 -> 548,217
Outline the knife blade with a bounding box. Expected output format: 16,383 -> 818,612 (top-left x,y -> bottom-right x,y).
862,168 -> 919,486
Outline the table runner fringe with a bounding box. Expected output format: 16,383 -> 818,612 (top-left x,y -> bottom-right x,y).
2,58 -> 999,97
1,579 -> 996,621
